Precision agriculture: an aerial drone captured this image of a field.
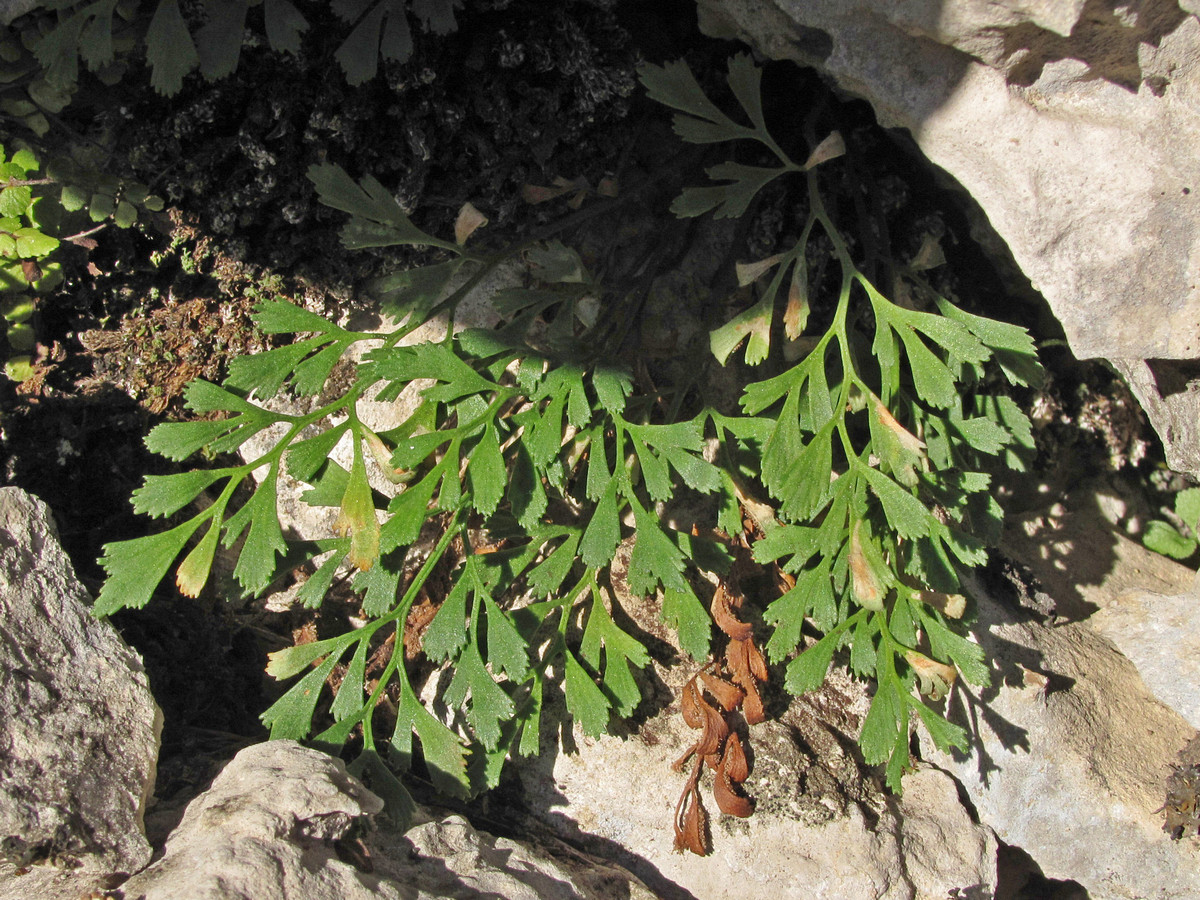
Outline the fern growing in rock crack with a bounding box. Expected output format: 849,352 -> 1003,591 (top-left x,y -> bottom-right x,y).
93,54 -> 1041,839
643,54 -> 1042,791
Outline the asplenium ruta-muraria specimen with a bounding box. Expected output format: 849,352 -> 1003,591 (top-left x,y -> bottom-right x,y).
93,52 -> 1041,827
641,53 -> 1041,788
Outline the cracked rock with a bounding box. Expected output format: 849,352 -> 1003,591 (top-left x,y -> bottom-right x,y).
0,487 -> 161,895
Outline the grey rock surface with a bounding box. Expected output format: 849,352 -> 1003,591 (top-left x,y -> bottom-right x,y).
119,741 -> 401,900
1098,572 -> 1200,732
0,0 -> 39,26
1003,482 -> 1200,728
514,651 -> 998,900
121,740 -> 653,900
695,0 -> 1200,476
920,573 -> 1200,900
375,814 -> 657,900
528,729 -> 998,900
0,487 -> 161,877
0,864 -> 106,900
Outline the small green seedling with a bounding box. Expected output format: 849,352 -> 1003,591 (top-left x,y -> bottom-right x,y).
1144,487 -> 1200,561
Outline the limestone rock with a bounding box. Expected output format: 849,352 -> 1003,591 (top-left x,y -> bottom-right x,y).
694,0 -> 1200,477
493,551 -> 998,898
122,740 -> 653,900
373,814 -> 657,900
0,487 -> 161,878
1002,482 -> 1200,728
1102,572 -> 1200,732
919,573 -> 1200,899
0,0 -> 39,26
0,865 -> 116,900
119,741 -> 402,900
513,670 -> 998,900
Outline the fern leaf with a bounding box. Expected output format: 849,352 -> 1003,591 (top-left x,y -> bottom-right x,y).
145,0 -> 199,95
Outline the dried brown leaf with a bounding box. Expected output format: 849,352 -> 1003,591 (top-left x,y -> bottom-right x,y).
523,175 -> 590,206
746,636 -> 768,682
910,232 -> 946,271
713,767 -> 754,818
915,588 -> 966,618
873,396 -> 926,455
783,260 -> 808,339
724,638 -> 752,688
711,582 -> 753,641
678,676 -> 728,760
741,681 -> 766,725
363,430 -> 409,484
695,697 -> 729,758
674,759 -> 709,855
597,176 -> 618,197
680,678 -> 705,729
521,183 -> 569,204
725,639 -> 746,680
699,671 -> 744,713
735,253 -> 785,287
905,650 -> 958,701
672,744 -> 696,773
722,732 -> 750,783
849,521 -> 886,612
726,639 -> 767,725
677,797 -> 709,854
802,131 -> 845,170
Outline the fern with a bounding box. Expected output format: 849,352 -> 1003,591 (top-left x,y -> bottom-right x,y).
93,54 -> 1041,834
2,0 -> 463,107
643,54 -> 1040,787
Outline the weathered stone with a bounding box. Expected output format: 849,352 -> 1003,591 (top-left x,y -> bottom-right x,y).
372,814 -> 657,900
467,546 -> 997,898
0,864 -> 125,900
119,741 -> 403,900
0,0 -> 38,26
920,573 -> 1200,900
511,669 -> 998,900
0,487 -> 161,879
1104,572 -> 1200,732
1003,481 -> 1200,728
694,0 -> 1200,476
1110,357 -> 1200,479
122,740 -> 653,900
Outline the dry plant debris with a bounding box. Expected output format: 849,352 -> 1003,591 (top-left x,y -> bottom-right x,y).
672,558 -> 767,855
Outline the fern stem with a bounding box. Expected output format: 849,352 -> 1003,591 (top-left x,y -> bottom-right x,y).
356,510 -> 464,738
